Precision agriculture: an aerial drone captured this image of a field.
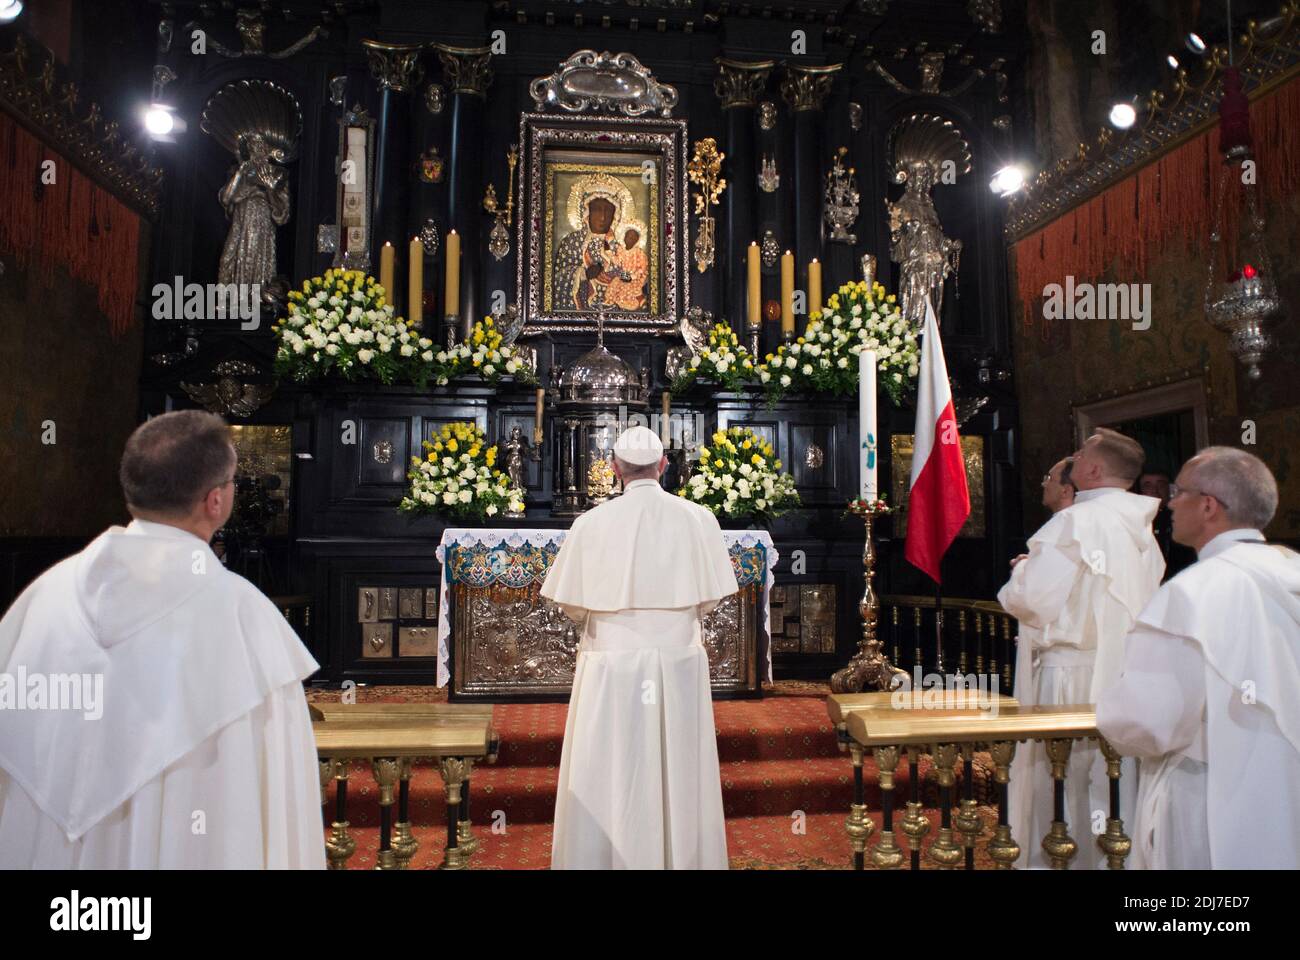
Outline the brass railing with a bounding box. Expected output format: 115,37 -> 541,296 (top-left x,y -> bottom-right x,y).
832,698 -> 1131,870
881,595 -> 1015,693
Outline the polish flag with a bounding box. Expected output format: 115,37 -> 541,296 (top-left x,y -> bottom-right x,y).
904,297 -> 970,583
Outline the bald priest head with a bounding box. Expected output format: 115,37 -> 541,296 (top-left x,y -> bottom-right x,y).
611,426 -> 667,483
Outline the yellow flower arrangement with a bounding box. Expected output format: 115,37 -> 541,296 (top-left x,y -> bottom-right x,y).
400,422 -> 525,519
680,426 -> 799,520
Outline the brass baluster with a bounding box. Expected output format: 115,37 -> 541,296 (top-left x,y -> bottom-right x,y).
974,612 -> 985,676
439,757 -> 473,870
324,759 -> 357,870
955,742 -> 983,869
988,616 -> 1000,682
912,606 -> 922,673
372,757 -> 401,870
891,605 -> 901,669
845,741 -> 875,870
900,745 -> 930,870
928,743 -> 964,868
872,745 -> 905,869
1041,738 -> 1078,869
1002,616 -> 1014,693
958,609 -> 969,676
458,772 -> 479,855
392,757 -> 420,869
1096,737 -> 1132,869
987,740 -> 1021,869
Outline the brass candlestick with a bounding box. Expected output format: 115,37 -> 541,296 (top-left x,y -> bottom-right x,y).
443,313 -> 458,349
831,499 -> 906,693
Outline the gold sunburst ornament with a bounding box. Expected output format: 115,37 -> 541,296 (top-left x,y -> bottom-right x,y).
688,138 -> 727,273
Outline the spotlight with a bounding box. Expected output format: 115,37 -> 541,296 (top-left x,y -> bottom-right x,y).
1186,32 -> 1206,54
989,164 -> 1027,197
1109,102 -> 1137,129
143,104 -> 175,137
1167,54 -> 1180,69
0,0 -> 23,22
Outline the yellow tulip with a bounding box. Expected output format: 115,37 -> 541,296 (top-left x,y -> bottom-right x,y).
751,454 -> 762,465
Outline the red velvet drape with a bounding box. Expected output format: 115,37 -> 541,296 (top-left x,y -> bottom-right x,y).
1011,75 -> 1300,333
0,108 -> 142,336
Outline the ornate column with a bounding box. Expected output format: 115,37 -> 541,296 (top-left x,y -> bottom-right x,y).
715,59 -> 773,338
780,63 -> 841,325
433,43 -> 493,339
362,40 -> 423,274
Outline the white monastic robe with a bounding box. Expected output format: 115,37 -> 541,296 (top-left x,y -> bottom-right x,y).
1098,528 -> 1300,869
997,487 -> 1164,869
0,519 -> 325,869
541,477 -> 739,869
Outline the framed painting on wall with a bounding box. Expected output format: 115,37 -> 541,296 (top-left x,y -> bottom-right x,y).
517,113 -> 688,335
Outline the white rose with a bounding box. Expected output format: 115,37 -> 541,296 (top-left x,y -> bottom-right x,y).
785,356 -> 797,370
837,356 -> 848,369
759,370 -> 771,383
486,504 -> 499,516
400,343 -> 415,357
779,374 -> 792,387
908,364 -> 919,377
483,364 -> 495,376
458,489 -> 472,503
326,343 -> 340,356
802,364 -> 813,375
508,500 -> 524,514
421,350 -> 434,362
357,349 -> 374,364
442,491 -> 456,505
715,360 -> 729,373
755,498 -> 767,510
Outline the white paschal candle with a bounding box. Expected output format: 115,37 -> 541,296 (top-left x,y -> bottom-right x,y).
859,349 -> 877,501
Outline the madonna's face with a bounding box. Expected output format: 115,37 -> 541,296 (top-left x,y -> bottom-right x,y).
586,198 -> 615,234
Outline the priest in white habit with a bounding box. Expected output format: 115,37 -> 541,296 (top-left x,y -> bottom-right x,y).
1098,447 -> 1300,869
0,410 -> 325,869
999,428 -> 1164,868
542,425 -> 738,869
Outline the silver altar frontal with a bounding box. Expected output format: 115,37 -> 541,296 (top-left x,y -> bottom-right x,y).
435,528 -> 777,701
550,320 -> 651,517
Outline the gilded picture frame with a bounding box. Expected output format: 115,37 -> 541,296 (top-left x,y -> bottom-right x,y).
517,113 -> 688,335
889,433 -> 987,538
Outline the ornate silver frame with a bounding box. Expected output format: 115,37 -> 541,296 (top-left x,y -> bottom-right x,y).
332,103 -> 377,271
516,112 -> 689,336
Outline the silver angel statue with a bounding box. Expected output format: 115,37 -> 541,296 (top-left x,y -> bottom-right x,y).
200,80 -> 302,289
885,114 -> 970,329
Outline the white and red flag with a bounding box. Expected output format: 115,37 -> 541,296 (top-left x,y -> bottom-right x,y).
903,297 -> 970,583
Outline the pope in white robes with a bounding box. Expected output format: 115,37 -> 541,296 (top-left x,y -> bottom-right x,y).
0,411 -> 325,869
998,428 -> 1164,868
1098,446 -> 1300,869
542,425 -> 738,869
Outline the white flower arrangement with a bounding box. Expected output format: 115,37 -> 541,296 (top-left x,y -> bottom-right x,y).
399,422 -> 525,520
759,279 -> 919,405
275,269 -> 435,386
275,273 -> 536,389
678,426 -> 800,521
435,315 -> 538,386
670,322 -> 757,394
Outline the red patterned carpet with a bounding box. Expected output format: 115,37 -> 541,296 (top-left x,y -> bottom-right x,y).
306,681 -> 997,869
